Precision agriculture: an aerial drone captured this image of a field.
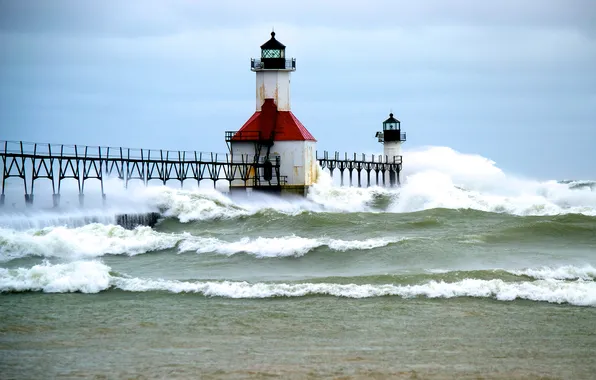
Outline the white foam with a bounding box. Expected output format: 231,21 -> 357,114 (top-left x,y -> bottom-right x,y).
0,260 -> 111,293
388,147 -> 596,216
3,262 -> 594,306
114,278 -> 596,306
508,265 -> 596,281
178,236 -> 402,258
0,224 -> 186,261
0,209 -> 118,230
0,224 -> 402,261
140,181 -> 334,220
307,167 -> 389,212
304,147 -> 596,216
140,186 -> 250,222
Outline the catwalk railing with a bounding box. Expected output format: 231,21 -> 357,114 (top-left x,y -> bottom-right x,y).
316,151 -> 403,187
0,140 -> 283,206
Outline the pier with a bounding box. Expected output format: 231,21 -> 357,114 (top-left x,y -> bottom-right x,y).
0,140 -> 283,206
0,140 -> 403,207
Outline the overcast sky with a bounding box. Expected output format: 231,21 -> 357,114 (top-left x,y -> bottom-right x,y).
1,0 -> 595,180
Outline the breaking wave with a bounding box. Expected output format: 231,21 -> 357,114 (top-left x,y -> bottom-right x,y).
0,147 -> 594,227
178,236 -> 403,258
309,147 -> 596,216
0,224 -> 186,261
507,265 -> 596,281
143,187 -> 251,222
0,224 -> 404,261
1,261 -> 594,307
0,209 -> 118,230
138,146 -> 596,218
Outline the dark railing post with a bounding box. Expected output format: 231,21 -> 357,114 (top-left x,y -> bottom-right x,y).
0,141 -> 7,206
75,145 -> 84,206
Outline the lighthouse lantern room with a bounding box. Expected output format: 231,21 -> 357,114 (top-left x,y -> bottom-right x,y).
227,32 -> 317,196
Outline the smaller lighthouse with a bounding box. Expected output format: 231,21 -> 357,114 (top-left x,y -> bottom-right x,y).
376,112 -> 406,186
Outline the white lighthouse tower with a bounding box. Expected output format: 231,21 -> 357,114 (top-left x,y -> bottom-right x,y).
254,31 -> 292,111
227,32 -> 317,196
376,112 -> 406,186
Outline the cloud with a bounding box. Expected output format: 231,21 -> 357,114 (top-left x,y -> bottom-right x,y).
0,0 -> 595,179
1,0 -> 595,36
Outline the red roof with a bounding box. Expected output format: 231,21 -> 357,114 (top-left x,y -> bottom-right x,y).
233,99 -> 316,141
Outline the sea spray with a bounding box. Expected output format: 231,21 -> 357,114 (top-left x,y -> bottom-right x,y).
141,186 -> 249,222
1,146 -> 594,227
390,147 -> 596,215
0,208 -> 119,230
306,165 -> 390,212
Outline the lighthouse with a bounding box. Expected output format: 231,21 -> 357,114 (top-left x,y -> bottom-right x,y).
226,32 -> 317,196
375,112 -> 406,186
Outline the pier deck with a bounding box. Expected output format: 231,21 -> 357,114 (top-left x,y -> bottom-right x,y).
1,140 -> 402,206
0,140 -> 282,206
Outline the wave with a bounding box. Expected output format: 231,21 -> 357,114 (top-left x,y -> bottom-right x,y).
507,265 -> 596,281
309,147 -> 596,217
115,278 -> 595,306
141,147 -> 595,219
0,209 -> 118,230
144,187 -> 251,222
0,224 -> 404,261
324,265 -> 596,284
0,224 -> 186,261
1,146 -> 594,226
2,211 -> 593,262
0,260 -> 112,294
473,213 -> 596,243
2,262 -> 595,307
178,236 -> 404,258
135,171 -> 596,223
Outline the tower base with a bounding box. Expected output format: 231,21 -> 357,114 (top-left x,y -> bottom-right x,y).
228,185 -> 310,198
280,185 -> 310,197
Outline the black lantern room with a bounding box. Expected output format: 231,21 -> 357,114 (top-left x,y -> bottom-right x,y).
251,32 -> 296,71
261,31 -> 285,59
383,113 -> 400,131
376,113 -> 406,143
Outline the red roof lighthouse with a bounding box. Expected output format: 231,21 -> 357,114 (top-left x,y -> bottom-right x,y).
225,32 -> 318,196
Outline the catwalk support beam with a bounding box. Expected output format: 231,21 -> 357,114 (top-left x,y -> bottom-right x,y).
317,151 -> 402,188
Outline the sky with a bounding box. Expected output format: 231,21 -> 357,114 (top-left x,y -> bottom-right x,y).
0,0 -> 595,180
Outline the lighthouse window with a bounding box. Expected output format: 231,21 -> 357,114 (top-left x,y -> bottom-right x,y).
262,49 -> 284,58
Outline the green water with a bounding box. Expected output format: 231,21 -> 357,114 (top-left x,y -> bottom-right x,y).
2,294 -> 595,379
1,207 -> 596,379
